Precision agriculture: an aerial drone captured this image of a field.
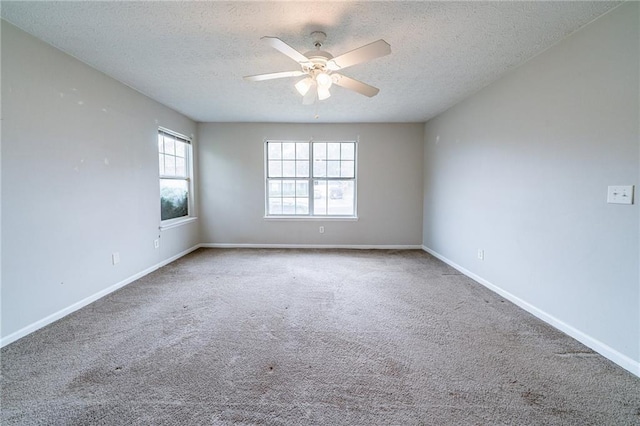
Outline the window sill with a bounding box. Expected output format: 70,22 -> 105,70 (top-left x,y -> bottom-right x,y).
264,216 -> 358,222
160,216 -> 198,231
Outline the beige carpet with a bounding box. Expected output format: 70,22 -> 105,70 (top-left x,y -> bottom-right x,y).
1,248 -> 639,425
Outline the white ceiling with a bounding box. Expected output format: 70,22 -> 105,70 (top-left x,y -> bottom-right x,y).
1,1 -> 621,123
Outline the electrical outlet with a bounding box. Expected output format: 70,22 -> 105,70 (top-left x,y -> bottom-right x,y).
154,239 -> 160,249
319,226 -> 325,234
112,252 -> 120,265
477,249 -> 484,261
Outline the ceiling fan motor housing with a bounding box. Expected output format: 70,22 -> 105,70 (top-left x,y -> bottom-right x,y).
302,50 -> 333,74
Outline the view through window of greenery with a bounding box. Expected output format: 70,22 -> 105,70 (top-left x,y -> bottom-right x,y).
160,179 -> 188,220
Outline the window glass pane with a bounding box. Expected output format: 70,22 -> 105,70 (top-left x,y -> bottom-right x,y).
282,143 -> 296,160
158,136 -> 164,154
282,180 -> 296,197
341,143 -> 355,160
269,180 -> 282,197
282,160 -> 296,177
269,198 -> 282,215
165,155 -> 176,176
296,181 -> 309,197
341,160 -> 354,178
296,161 -> 309,177
268,142 -> 282,160
328,181 -> 343,200
313,143 -> 326,160
165,137 -> 175,156
327,181 -> 354,216
313,180 -> 324,201
282,198 -> 296,214
268,160 -> 282,177
313,180 -> 328,215
176,157 -> 186,177
327,143 -> 341,160
327,161 -> 340,177
175,140 -> 186,158
313,160 -> 326,177
159,155 -> 165,175
296,142 -> 309,160
160,179 -> 189,220
296,198 -> 309,214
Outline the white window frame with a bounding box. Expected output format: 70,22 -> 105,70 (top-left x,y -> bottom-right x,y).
264,139 -> 358,220
158,127 -> 196,229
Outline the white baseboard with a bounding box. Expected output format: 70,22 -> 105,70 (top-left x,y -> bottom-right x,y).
422,245 -> 640,378
0,244 -> 201,348
200,243 -> 423,250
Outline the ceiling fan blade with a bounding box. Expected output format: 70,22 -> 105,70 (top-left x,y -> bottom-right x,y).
332,74 -> 380,97
326,39 -> 391,71
302,81 -> 318,105
261,36 -> 312,66
244,70 -> 305,82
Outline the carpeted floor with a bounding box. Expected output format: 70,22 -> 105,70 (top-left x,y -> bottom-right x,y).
1,248 -> 639,425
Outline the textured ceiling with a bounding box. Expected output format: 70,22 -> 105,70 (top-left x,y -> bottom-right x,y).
1,1 -> 621,123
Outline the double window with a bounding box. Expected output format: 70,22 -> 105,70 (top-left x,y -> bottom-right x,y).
158,128 -> 193,223
265,140 -> 357,217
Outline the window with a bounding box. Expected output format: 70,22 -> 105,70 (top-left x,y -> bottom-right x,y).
265,140 -> 357,217
158,128 -> 193,223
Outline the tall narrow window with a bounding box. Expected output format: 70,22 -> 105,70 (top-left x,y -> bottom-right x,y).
265,140 -> 357,217
158,129 -> 192,222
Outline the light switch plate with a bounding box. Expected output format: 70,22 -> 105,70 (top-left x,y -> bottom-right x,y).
607,185 -> 634,205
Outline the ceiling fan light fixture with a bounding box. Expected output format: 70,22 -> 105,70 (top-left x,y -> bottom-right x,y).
317,86 -> 331,101
295,77 -> 313,96
315,72 -> 333,89
245,33 -> 391,103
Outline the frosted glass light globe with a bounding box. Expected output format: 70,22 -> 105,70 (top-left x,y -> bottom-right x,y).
316,72 -> 333,89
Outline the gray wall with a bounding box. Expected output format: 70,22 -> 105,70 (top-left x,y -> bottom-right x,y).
1,22 -> 199,341
198,123 -> 424,246
423,3 -> 639,370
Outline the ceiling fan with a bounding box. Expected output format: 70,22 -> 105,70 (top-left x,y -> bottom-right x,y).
244,31 -> 391,104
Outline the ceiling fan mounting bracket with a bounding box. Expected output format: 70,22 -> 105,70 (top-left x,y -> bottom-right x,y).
310,31 -> 327,49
